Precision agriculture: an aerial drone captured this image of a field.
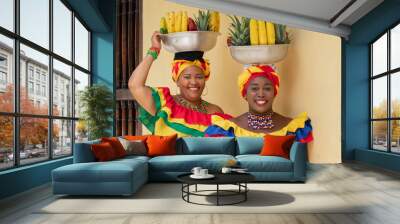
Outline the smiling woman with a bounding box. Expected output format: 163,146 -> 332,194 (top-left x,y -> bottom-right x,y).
128,31 -> 231,137
205,65 -> 313,143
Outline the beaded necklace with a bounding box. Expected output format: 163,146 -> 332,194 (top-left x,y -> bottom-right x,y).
175,95 -> 208,113
247,111 -> 274,130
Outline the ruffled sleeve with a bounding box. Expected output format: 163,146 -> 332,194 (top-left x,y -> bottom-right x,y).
205,112 -> 313,143
138,87 -> 232,137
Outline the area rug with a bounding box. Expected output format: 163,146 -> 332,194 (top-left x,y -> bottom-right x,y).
37,183 -> 361,214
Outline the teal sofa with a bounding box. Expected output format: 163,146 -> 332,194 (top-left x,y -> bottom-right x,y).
52,137 -> 307,196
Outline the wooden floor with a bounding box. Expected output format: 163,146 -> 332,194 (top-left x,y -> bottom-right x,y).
1,162 -> 400,224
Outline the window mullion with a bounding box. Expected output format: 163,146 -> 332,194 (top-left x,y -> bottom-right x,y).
13,0 -> 21,167
388,29 -> 391,153
71,10 -> 76,153
49,0 -> 54,160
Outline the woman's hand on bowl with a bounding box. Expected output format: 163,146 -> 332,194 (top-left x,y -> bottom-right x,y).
151,31 -> 162,50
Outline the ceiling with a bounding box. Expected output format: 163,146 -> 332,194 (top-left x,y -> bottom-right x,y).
167,0 -> 384,38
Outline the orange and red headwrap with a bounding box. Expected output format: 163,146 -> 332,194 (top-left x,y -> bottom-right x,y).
171,59 -> 210,82
237,65 -> 280,97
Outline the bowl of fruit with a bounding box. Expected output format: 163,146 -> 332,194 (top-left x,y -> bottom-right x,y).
227,16 -> 290,64
159,10 -> 221,53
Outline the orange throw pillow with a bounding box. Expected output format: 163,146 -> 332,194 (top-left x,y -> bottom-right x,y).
146,134 -> 177,157
260,134 -> 295,159
91,142 -> 117,161
101,137 -> 127,158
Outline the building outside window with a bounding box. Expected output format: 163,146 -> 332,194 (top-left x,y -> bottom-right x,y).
0,0 -> 91,170
28,81 -> 34,94
371,22 -> 400,154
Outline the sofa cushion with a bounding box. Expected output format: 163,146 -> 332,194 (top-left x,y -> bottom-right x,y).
178,137 -> 235,155
236,137 -> 263,155
236,155 -> 293,172
148,154 -> 235,172
52,159 -> 147,183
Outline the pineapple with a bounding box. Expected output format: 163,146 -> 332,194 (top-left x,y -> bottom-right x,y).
228,16 -> 250,46
194,10 -> 211,31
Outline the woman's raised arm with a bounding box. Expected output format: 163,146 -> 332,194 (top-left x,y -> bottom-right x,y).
128,31 -> 161,116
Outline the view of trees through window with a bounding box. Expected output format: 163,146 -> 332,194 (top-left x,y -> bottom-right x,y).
371,23 -> 400,153
0,0 -> 91,170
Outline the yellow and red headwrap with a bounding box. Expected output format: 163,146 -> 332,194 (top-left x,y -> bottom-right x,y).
171,59 -> 210,82
238,65 -> 280,97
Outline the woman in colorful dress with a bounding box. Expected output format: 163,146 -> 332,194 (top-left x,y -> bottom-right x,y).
128,31 -> 231,137
205,65 -> 313,143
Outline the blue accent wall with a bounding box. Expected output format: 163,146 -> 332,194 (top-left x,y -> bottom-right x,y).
0,0 -> 115,200
343,0 -> 400,171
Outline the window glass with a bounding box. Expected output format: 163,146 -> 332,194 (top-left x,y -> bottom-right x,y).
391,72 -> 400,118
75,120 -> 88,143
0,35 -> 14,113
391,120 -> 400,153
53,119 -> 72,158
20,0 -> 49,49
0,116 -> 13,170
20,117 -> 49,165
372,34 -> 387,76
53,59 -> 72,117
372,77 -> 387,119
372,121 -> 388,151
20,44 -> 49,115
53,0 -> 72,60
391,24 -> 400,70
0,0 -> 14,31
74,18 -> 89,70
74,69 -> 89,118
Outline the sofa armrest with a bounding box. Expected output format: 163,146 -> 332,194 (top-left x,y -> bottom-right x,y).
289,142 -> 308,181
73,140 -> 100,163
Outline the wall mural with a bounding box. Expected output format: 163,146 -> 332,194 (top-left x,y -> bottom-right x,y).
128,10 -> 313,142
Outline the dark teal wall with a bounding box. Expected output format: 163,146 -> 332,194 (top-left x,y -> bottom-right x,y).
0,158 -> 72,199
343,0 -> 400,171
0,0 -> 115,200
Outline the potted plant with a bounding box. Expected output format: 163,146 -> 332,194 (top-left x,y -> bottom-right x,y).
79,84 -> 114,140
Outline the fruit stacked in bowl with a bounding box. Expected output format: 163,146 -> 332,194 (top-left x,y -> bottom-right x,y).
159,10 -> 221,53
227,16 -> 290,65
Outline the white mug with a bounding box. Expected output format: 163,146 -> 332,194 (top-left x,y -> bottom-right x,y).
200,169 -> 208,176
221,167 -> 232,174
191,167 -> 202,176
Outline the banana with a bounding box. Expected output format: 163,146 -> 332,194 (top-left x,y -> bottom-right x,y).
210,11 -> 218,32
266,22 -> 275,44
249,19 -> 259,45
257,20 -> 267,45
181,11 -> 188,32
166,12 -> 172,33
169,12 -> 175,33
215,12 -> 220,32
160,17 -> 168,34
175,11 -> 182,32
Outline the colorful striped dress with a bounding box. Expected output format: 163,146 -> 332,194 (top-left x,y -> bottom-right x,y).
205,112 -> 313,143
139,87 -> 232,137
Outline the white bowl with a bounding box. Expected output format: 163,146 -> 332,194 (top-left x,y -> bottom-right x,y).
229,44 -> 289,64
160,31 -> 220,53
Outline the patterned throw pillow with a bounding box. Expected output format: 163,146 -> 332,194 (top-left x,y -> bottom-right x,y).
118,137 -> 147,156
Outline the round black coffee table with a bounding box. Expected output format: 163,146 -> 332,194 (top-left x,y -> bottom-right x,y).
177,173 -> 255,206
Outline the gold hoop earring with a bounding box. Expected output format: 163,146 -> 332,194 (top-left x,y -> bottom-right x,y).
202,86 -> 208,96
